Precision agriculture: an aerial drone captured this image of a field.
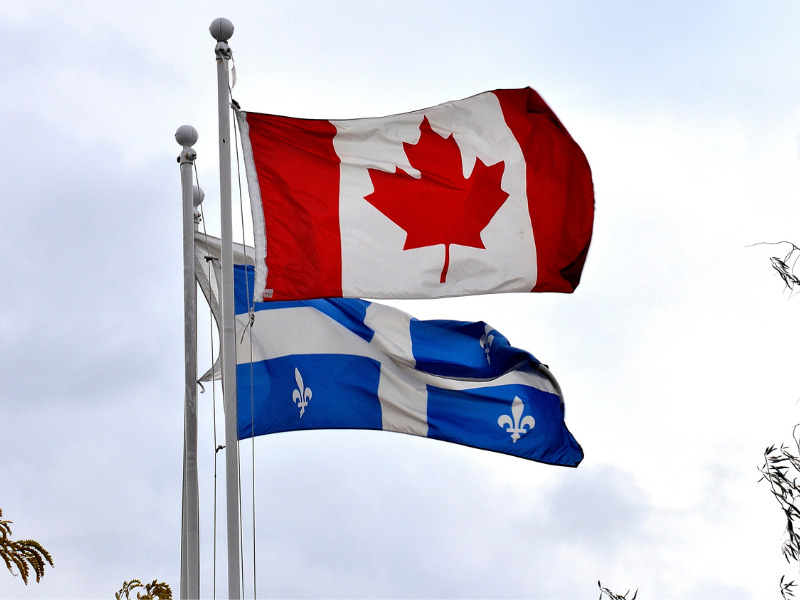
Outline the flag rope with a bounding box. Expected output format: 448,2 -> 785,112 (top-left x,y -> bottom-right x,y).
233,104 -> 258,600
196,163 -> 221,599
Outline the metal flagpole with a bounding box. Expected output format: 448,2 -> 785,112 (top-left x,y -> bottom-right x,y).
176,125 -> 201,600
210,17 -> 242,600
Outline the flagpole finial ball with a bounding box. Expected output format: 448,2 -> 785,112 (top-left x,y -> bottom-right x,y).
192,185 -> 205,207
175,125 -> 198,147
210,18 -> 234,42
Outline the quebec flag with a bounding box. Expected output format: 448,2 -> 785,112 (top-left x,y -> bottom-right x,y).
234,264 -> 583,467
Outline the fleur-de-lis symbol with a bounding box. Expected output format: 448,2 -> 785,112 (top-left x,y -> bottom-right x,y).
497,396 -> 535,443
480,325 -> 494,364
292,367 -> 312,418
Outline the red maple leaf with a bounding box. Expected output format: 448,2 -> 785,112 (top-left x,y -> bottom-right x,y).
364,116 -> 509,283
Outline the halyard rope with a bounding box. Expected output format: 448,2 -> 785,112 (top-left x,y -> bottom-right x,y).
196,163 -> 220,599
232,98 -> 258,600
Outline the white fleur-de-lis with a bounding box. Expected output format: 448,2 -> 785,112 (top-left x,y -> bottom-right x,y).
479,325 -> 494,364
497,396 -> 535,443
292,367 -> 312,418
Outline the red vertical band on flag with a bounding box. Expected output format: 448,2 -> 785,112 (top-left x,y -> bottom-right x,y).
494,88 -> 594,293
244,113 -> 342,299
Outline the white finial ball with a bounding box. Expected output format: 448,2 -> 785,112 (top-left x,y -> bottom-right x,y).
175,125 -> 198,147
210,18 -> 234,41
193,186 -> 205,207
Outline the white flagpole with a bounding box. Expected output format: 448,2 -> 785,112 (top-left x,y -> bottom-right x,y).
210,18 -> 242,600
176,125 -> 201,600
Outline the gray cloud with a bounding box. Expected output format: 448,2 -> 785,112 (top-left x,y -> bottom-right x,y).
1,2 -> 799,598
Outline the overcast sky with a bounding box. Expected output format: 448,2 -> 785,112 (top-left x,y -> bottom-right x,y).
3,1 -> 800,598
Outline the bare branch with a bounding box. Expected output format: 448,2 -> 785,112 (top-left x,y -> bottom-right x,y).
781,575 -> 797,599
598,580 -> 638,600
749,241 -> 800,296
759,428 -> 800,564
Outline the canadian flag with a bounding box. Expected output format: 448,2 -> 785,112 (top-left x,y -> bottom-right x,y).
236,88 -> 594,301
